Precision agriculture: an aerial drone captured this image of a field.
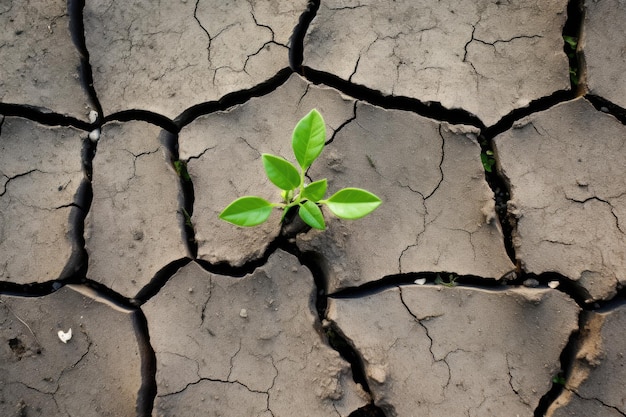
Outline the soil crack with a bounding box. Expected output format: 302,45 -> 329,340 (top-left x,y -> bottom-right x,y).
289,0 -> 320,72
67,0 -> 103,118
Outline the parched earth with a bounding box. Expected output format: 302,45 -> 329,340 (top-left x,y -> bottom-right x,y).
1,1 -> 626,416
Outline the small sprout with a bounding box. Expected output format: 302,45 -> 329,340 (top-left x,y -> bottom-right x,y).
181,208 -> 193,228
568,68 -> 579,86
563,35 -> 580,86
57,328 -> 72,343
481,150 -> 496,173
173,160 -> 191,182
219,110 -> 382,230
552,374 -> 567,385
435,274 -> 458,287
563,35 -> 578,50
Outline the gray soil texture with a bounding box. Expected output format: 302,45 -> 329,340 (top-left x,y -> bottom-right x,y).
1,1 -> 626,417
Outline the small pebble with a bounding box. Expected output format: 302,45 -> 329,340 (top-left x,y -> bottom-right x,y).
523,278 -> 539,288
89,128 -> 100,141
88,110 -> 98,123
239,308 -> 248,318
548,281 -> 560,289
57,328 -> 72,343
414,278 -> 426,285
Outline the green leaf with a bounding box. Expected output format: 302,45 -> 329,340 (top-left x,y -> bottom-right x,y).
262,154 -> 301,191
219,196 -> 273,227
298,201 -> 326,230
173,160 -> 191,182
181,208 -> 193,227
435,274 -> 458,287
324,188 -> 382,219
481,153 -> 495,173
563,35 -> 577,49
301,179 -> 327,202
292,109 -> 326,170
552,374 -> 567,385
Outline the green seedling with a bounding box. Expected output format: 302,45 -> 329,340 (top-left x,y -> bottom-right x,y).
481,150 -> 496,173
435,273 -> 458,287
563,35 -> 577,51
173,160 -> 191,182
181,208 -> 193,228
219,109 -> 382,230
563,35 -> 579,86
552,374 -> 567,386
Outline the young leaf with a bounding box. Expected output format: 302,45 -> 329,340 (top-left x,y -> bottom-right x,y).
324,188 -> 382,219
292,109 -> 326,170
563,35 -> 578,49
173,160 -> 191,182
262,154 -> 301,191
298,201 -> 326,230
219,196 -> 273,227
301,179 -> 327,202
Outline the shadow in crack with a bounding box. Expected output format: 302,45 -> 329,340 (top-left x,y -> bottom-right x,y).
533,314 -> 581,417
0,103 -> 92,130
57,133 -> 99,283
586,95 -> 626,126
189,208 -> 308,279
348,404 -> 388,417
173,67 -> 294,129
289,0 -> 320,72
132,258 -> 194,306
562,0 -> 585,95
301,66 -> 486,129
67,0 -> 103,117
476,131 -> 516,263
56,177 -> 91,282
132,309 -> 157,417
158,130 -> 198,259
295,249 -> 387,416
104,109 -> 178,133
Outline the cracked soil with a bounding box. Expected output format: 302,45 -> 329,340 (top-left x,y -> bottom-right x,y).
1,1 -> 626,416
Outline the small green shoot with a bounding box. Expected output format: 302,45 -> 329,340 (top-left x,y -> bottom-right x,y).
181,208 -> 193,228
435,274 -> 458,287
563,35 -> 577,50
481,150 -> 496,173
173,160 -> 191,182
552,374 -> 567,386
563,35 -> 579,86
219,109 -> 382,230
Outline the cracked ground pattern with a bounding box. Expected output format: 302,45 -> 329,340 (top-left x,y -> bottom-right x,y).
1,1 -> 626,417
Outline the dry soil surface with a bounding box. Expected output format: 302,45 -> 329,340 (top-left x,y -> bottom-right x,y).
1,1 -> 626,417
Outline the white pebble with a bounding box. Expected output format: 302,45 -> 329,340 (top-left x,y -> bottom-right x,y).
414,278 -> 426,285
368,365 -> 387,384
89,128 -> 100,141
548,281 -> 560,289
58,328 -> 72,343
88,110 -> 98,123
239,308 -> 248,318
